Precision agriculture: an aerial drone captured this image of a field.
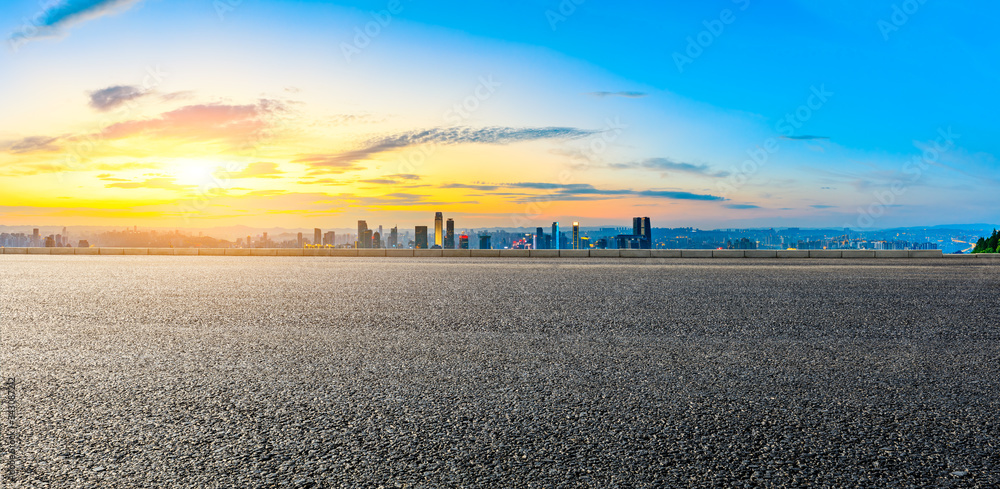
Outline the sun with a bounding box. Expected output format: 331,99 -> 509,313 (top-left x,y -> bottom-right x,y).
171,159 -> 219,185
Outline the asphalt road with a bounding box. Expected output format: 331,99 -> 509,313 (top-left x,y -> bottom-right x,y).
0,256 -> 997,488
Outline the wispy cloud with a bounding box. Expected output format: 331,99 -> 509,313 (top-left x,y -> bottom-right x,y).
5,136 -> 61,154
89,85 -> 148,111
586,91 -> 648,98
293,154 -> 363,175
610,157 -> 730,177
8,0 -> 143,45
724,204 -> 760,210
226,162 -> 283,179
101,100 -> 286,143
450,182 -> 725,203
810,204 -> 835,209
319,126 -> 595,166
106,177 -> 192,191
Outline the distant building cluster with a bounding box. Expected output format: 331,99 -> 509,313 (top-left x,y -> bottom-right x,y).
0,219 -> 971,252
1,228 -> 73,248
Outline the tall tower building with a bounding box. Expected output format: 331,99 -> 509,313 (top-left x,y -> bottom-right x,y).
445,218 -> 455,249
459,235 -> 469,249
372,232 -> 381,249
551,222 -> 560,250
643,217 -> 651,249
415,226 -> 428,249
535,227 -> 545,250
389,227 -> 398,248
297,232 -> 304,247
357,220 -> 369,248
434,212 -> 443,247
572,222 -> 580,250
314,228 -> 322,247
479,234 -> 491,250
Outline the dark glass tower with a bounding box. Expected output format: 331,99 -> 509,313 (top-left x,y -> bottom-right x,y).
445,218 -> 455,249
415,226 -> 428,249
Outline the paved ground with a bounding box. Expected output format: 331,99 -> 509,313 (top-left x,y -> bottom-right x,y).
0,256 -> 998,488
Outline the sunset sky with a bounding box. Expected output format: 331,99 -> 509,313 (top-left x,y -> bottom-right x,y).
2,0 -> 997,230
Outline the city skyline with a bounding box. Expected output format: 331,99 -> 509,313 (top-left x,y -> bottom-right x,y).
2,1 -> 998,230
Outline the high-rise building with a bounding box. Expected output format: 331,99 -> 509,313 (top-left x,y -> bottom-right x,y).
323,231 -> 335,246
572,222 -> 580,249
535,227 -> 545,250
297,232 -> 304,247
459,235 -> 469,249
434,212 -> 443,247
262,232 -> 269,247
363,229 -> 373,248
357,221 -> 369,248
314,228 -> 322,246
632,216 -> 651,249
415,226 -> 428,249
389,227 -> 398,248
445,218 -> 455,249
479,234 -> 491,250
643,217 -> 651,248
372,232 -> 381,249
246,235 -> 252,248
551,222 -> 560,250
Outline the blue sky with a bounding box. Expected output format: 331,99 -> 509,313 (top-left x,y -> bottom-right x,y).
1,0 -> 996,229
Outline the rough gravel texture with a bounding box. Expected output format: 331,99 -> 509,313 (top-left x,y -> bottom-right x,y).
0,256 -> 998,488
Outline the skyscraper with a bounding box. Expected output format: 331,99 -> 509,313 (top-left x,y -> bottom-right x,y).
372,232 -> 381,249
357,220 -> 369,248
415,226 -> 428,249
297,232 -> 304,247
323,231 -> 335,246
389,227 -> 398,248
434,212 -> 443,247
459,235 -> 469,249
629,217 -> 652,249
314,228 -> 322,247
445,218 -> 455,249
643,217 -> 652,248
479,234 -> 491,250
572,222 -> 580,249
535,227 -> 545,250
551,222 -> 560,250
363,229 -> 373,248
